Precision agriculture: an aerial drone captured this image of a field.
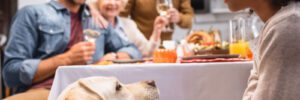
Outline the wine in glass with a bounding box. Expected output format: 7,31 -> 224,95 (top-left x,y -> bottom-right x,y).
156,0 -> 173,32
83,29 -> 100,64
157,2 -> 170,16
84,29 -> 100,43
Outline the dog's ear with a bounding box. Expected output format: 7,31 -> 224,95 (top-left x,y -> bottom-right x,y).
78,80 -> 105,100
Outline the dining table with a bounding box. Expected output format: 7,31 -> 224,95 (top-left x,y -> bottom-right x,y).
48,61 -> 253,100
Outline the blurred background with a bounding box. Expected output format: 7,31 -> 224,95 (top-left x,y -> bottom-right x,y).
0,0 -> 261,43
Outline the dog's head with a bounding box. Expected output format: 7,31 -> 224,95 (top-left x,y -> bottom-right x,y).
58,77 -> 159,100
124,80 -> 159,100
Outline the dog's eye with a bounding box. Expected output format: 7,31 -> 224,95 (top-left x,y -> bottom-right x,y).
116,82 -> 122,91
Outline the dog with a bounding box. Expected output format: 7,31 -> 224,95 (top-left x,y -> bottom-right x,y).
58,76 -> 159,100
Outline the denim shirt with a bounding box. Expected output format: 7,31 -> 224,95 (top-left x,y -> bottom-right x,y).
2,1 -> 141,93
114,17 -> 130,42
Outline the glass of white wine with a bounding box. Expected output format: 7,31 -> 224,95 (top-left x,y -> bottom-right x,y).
83,29 -> 100,64
85,19 -> 101,43
84,20 -> 101,64
156,0 -> 173,32
84,29 -> 100,43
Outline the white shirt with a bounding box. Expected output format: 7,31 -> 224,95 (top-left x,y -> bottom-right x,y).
114,17 -> 161,57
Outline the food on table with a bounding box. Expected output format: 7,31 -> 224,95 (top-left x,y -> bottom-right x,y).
208,29 -> 222,44
95,60 -> 113,65
186,31 -> 213,45
185,30 -> 229,55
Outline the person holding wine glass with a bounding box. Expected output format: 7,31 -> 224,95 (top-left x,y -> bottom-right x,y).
156,0 -> 174,32
89,0 -> 193,41
115,0 -> 194,41
225,0 -> 300,100
88,0 -> 169,57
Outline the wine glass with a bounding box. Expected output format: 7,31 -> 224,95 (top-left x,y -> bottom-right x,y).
85,19 -> 101,43
156,0 -> 173,32
84,20 -> 101,64
84,29 -> 100,43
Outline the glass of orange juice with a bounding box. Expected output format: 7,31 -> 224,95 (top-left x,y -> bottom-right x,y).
229,40 -> 252,59
229,18 -> 253,59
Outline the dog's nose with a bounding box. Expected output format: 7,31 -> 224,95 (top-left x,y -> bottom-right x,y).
146,80 -> 156,87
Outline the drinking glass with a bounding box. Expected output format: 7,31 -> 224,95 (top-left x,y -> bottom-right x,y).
229,17 -> 253,59
84,20 -> 101,64
84,29 -> 100,43
156,0 -> 173,32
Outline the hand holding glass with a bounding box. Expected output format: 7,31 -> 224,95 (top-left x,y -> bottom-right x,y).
83,29 -> 100,64
156,0 -> 173,32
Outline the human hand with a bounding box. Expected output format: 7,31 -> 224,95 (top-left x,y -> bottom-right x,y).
63,42 -> 96,65
116,52 -> 131,60
154,16 -> 169,30
101,53 -> 118,61
152,16 -> 169,41
168,8 -> 180,24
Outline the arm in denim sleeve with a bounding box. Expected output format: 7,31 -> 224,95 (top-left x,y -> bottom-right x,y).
2,6 -> 40,88
117,43 -> 142,59
104,26 -> 142,59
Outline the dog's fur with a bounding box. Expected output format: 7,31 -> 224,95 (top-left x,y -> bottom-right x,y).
58,77 -> 159,100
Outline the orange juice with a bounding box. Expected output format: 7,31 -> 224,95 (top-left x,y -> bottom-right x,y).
245,45 -> 253,60
230,41 -> 252,59
153,49 -> 177,63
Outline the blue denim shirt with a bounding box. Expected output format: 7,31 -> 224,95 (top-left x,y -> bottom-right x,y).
114,17 -> 130,42
2,1 -> 142,93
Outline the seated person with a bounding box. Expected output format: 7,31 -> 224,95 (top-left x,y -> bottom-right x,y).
2,0 -> 141,99
89,0 -> 168,57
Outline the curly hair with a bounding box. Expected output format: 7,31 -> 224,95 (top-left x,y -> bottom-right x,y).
272,0 -> 300,6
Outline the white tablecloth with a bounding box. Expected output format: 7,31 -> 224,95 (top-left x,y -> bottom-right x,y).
49,62 -> 253,100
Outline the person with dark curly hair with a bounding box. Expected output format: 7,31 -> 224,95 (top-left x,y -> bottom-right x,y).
225,0 -> 300,100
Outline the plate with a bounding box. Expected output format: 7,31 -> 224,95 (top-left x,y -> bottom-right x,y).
182,54 -> 240,60
180,58 -> 248,63
194,49 -> 229,55
112,59 -> 146,64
